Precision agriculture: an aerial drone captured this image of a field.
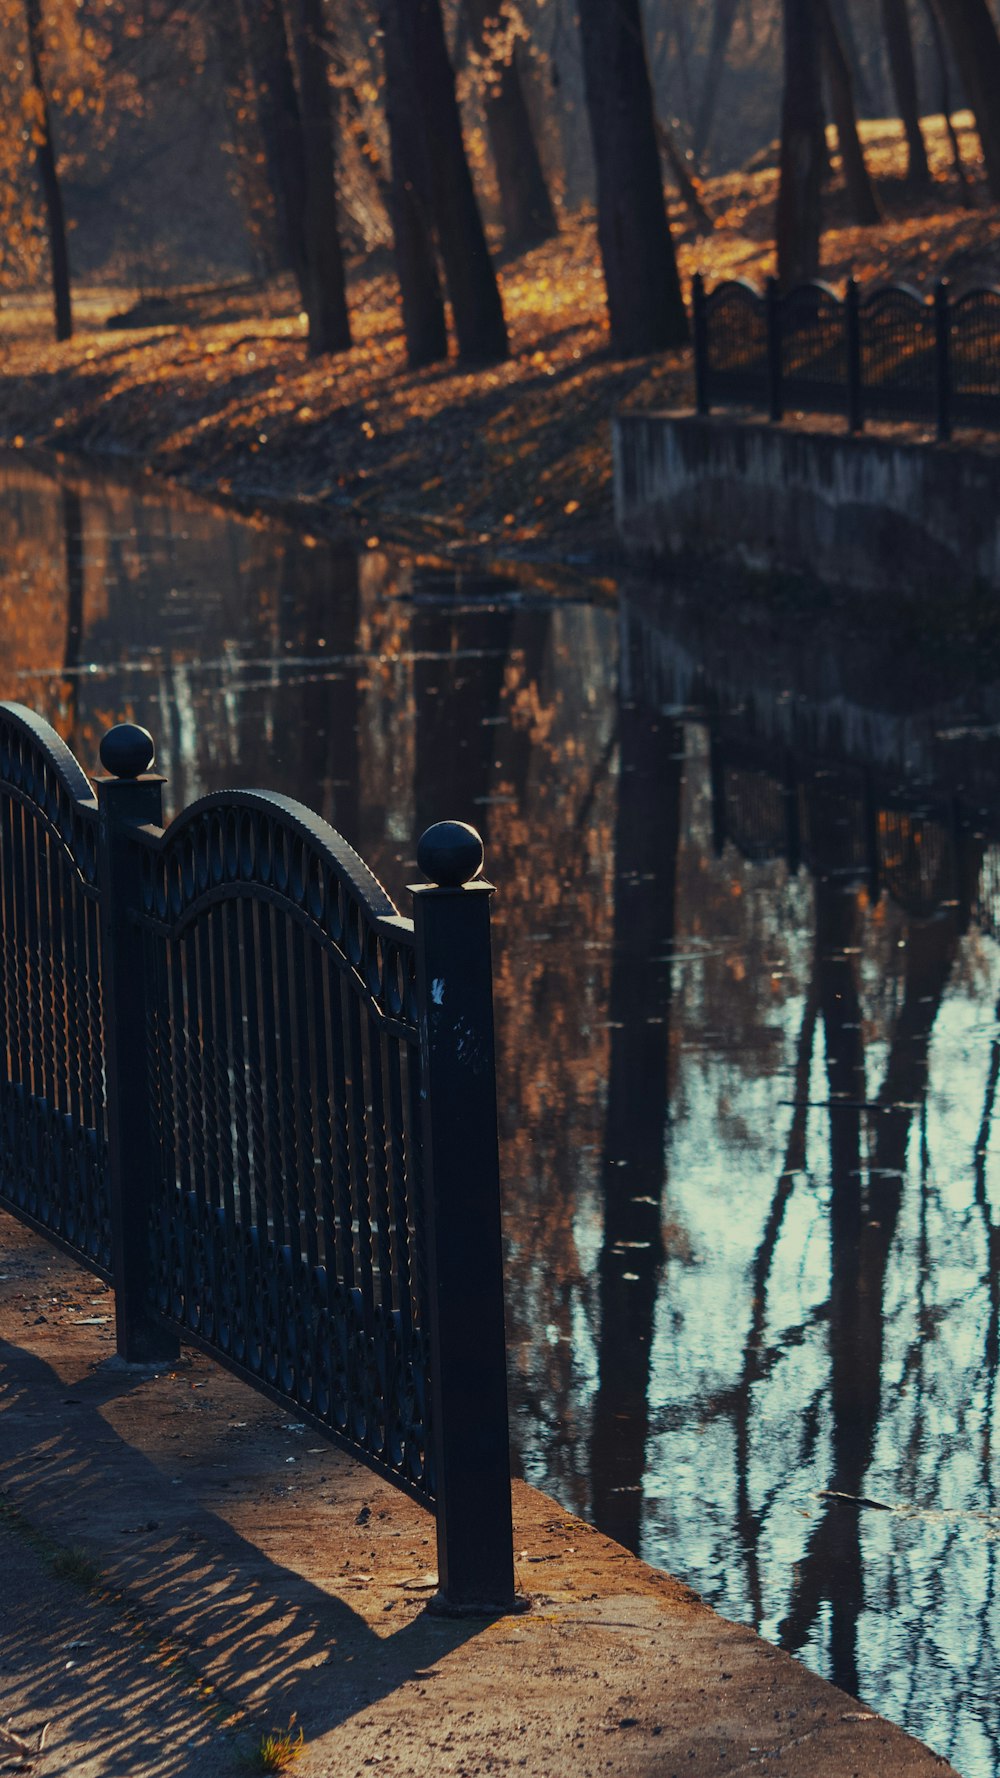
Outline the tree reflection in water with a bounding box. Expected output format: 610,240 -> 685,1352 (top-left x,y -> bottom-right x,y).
1,451 -> 999,1775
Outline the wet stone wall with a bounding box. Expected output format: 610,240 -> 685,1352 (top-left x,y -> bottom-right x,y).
613,412 -> 1000,594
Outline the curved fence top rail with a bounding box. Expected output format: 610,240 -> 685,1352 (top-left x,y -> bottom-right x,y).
692,268 -> 1000,439
950,280 -> 1000,308
0,702 -> 100,883
703,276 -> 765,304
783,278 -> 843,304
859,280 -> 929,312
698,273 -> 1000,308
132,788 -> 417,1031
145,787 -> 409,934
0,703 -> 98,811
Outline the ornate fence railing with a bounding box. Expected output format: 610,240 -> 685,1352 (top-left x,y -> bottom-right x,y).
692,272 -> 1000,439
0,703 -> 515,1613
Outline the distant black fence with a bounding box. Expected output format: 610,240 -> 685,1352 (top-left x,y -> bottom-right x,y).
707,722 -> 967,922
0,703 -> 515,1613
692,272 -> 1000,439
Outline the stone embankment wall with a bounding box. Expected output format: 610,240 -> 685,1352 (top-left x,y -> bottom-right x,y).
613,411 -> 1000,593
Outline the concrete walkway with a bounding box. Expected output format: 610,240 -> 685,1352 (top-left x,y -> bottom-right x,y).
0,1209 -> 955,1778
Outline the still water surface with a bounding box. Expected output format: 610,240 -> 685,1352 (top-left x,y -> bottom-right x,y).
2,451 -> 999,1775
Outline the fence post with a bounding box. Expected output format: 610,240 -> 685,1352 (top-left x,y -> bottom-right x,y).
410,821 -> 516,1614
96,724 -> 179,1364
845,276 -> 863,434
935,280 -> 952,442
766,277 -> 783,422
692,272 -> 709,415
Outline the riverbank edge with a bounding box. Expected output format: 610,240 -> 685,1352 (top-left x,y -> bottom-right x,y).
1,426 -> 624,603
9,403 -> 1000,694
0,1208 -> 956,1778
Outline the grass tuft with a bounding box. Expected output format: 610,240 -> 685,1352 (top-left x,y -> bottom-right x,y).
248,1715 -> 306,1773
48,1547 -> 103,1590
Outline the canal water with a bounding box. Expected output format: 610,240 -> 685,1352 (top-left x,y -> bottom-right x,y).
2,449 -> 998,1775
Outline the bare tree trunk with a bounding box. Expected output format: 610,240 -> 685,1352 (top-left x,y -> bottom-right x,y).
923,0 -> 974,203
286,0 -> 352,355
591,670 -> 683,1553
817,0 -> 883,223
389,0 -> 509,363
576,0 -> 688,354
211,5 -> 277,275
656,117 -> 714,231
24,0 -> 71,342
239,0 -> 352,354
829,0 -> 874,112
214,4 -> 286,279
881,0 -> 932,189
462,0 -> 557,251
340,83 -> 392,215
776,0 -> 824,287
377,0 -> 448,367
693,0 -> 742,164
239,0 -> 310,305
931,0 -> 1000,199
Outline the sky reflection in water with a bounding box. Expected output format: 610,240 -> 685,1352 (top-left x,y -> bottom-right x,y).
1,451 -> 999,1777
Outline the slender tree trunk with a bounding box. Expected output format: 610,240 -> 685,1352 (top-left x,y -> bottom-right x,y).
576,0 -> 688,355
390,0 -> 509,363
881,0 -> 931,189
923,0 -> 973,202
776,0 -> 824,287
656,116 -> 714,232
286,0 -> 351,355
239,0 -> 310,305
817,0 -> 882,223
591,669 -> 683,1552
216,3 -> 287,279
284,544 -> 361,843
23,0 -> 71,342
463,0 -> 557,251
340,83 -> 392,215
931,0 -> 1000,199
62,485 -> 84,673
377,0 -> 448,367
693,0 -> 742,164
829,0 -> 874,112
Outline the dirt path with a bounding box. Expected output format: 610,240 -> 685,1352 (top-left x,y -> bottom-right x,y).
0,1209 -> 956,1778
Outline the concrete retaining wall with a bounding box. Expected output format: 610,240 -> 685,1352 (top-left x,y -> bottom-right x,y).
613,410 -> 1000,592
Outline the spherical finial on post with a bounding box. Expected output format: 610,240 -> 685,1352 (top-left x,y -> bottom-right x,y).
417,821 -> 485,888
99,723 -> 156,780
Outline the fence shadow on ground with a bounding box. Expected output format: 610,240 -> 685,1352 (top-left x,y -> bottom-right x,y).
0,1285 -> 485,1776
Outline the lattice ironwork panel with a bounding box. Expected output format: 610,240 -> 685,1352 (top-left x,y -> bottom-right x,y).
781,282 -> 846,414
950,286 -> 1000,426
877,810 -> 955,918
0,707 -> 111,1276
705,280 -> 768,404
136,792 -> 433,1498
798,773 -> 870,880
860,284 -> 935,419
721,766 -> 790,863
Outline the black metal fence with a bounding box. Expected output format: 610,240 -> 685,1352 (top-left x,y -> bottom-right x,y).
692,272 -> 1000,439
0,702 -> 515,1613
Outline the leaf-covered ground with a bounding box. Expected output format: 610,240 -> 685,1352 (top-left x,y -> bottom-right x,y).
1,111 -> 998,568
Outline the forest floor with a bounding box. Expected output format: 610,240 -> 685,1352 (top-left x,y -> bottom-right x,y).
1,111 -> 999,573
